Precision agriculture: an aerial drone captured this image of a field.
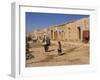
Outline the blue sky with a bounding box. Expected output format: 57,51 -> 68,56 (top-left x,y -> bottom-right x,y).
26,12 -> 89,32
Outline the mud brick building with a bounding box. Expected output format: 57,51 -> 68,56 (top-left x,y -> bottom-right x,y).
48,17 -> 89,43
28,17 -> 89,43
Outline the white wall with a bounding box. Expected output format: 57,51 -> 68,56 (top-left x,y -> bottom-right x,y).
0,0 -> 100,80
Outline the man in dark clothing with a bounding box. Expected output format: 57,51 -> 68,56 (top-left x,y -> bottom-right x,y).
42,35 -> 50,52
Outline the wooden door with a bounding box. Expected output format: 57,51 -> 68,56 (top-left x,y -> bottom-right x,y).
83,30 -> 89,43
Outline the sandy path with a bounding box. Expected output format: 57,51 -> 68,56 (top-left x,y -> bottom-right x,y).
26,42 -> 89,67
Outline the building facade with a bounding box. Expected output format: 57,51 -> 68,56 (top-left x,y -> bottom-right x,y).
27,17 -> 89,43
48,17 -> 89,43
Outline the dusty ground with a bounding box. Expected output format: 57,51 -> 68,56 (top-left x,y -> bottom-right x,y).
26,41 -> 89,67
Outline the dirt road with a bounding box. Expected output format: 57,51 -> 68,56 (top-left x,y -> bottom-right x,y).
26,41 -> 89,67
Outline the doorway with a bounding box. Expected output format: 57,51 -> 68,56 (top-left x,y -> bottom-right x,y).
83,30 -> 89,43
77,27 -> 81,40
54,31 -> 58,40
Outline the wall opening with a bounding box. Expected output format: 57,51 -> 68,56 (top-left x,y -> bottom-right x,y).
77,27 -> 81,40
83,30 -> 89,43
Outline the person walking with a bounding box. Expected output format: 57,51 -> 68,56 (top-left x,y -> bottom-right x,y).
42,34 -> 50,52
57,41 -> 63,55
